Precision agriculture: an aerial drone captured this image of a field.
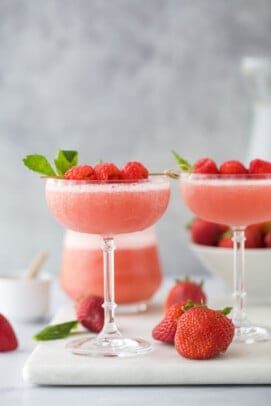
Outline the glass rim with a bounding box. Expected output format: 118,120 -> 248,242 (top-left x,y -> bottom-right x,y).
44,175 -> 169,185
179,172 -> 271,180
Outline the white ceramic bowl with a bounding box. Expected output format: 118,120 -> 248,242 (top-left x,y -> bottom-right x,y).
0,272 -> 51,322
190,244 -> 271,305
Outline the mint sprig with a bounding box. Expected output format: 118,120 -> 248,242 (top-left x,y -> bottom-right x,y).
54,150 -> 78,176
23,155 -> 57,177
23,150 -> 78,177
172,150 -> 193,172
33,320 -> 78,341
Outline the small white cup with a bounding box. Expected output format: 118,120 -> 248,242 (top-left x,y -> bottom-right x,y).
0,272 -> 51,322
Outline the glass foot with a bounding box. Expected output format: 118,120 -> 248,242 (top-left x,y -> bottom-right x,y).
234,326 -> 271,344
66,336 -> 152,357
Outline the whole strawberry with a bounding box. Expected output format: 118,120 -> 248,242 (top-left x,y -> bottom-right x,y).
164,277 -> 207,313
76,295 -> 104,333
190,218 -> 221,246
0,314 -> 18,351
152,303 -> 185,344
175,305 -> 234,360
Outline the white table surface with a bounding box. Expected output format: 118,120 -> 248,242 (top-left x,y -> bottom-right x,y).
1,277 -> 271,406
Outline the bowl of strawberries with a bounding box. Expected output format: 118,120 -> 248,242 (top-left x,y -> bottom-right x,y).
189,217 -> 271,304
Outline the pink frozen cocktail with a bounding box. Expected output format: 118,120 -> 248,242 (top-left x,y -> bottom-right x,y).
60,228 -> 162,309
46,176 -> 170,356
46,178 -> 169,235
180,173 -> 271,343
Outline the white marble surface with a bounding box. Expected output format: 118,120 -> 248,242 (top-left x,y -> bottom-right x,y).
1,278 -> 271,405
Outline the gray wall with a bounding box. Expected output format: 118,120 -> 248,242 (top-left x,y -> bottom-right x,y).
1,0 -> 271,278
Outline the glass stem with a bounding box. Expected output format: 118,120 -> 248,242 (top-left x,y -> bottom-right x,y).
100,237 -> 121,337
232,227 -> 250,328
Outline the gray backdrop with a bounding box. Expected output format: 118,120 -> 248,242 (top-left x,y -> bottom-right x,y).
1,0 -> 271,278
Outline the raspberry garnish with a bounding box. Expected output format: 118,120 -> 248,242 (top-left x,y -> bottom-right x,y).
219,160 -> 248,175
64,165 -> 96,180
121,161 -> 149,180
94,162 -> 121,181
193,158 -> 219,174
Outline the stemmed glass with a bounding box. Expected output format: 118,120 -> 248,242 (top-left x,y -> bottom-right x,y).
179,172 -> 271,343
45,176 -> 170,356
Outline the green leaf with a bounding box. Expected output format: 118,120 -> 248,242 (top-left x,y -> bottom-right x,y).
220,307 -> 232,316
23,154 -> 56,176
54,150 -> 78,176
33,320 -> 78,341
171,150 -> 193,172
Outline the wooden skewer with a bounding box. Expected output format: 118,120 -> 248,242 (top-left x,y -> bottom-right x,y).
24,251 -> 47,279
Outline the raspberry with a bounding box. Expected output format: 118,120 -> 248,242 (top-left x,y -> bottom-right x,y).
219,160 -> 248,175
121,161 -> 149,180
249,159 -> 271,174
94,163 -> 121,181
76,295 -> 104,333
193,158 -> 219,174
64,165 -> 96,180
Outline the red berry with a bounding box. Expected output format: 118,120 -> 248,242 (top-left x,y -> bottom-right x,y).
245,225 -> 264,248
193,158 -> 219,174
64,165 -> 96,180
121,161 -> 149,180
174,305 -> 234,360
0,314 -> 18,351
164,278 -> 207,313
249,159 -> 271,174
264,230 -> 271,247
219,160 -> 248,175
152,303 -> 185,344
218,237 -> 233,248
94,163 -> 121,181
190,218 -> 221,246
76,295 -> 104,333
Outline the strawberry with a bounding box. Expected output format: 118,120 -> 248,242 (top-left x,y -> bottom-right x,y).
164,277 -> 207,313
152,303 -> 185,344
94,163 -> 121,181
219,160 -> 248,175
190,218 -> 221,246
193,158 -> 219,174
0,314 -> 18,351
121,161 -> 149,180
76,295 -> 104,333
245,225 -> 264,248
218,237 -> 233,248
249,159 -> 271,174
264,230 -> 271,247
174,305 -> 234,360
64,165 -> 96,180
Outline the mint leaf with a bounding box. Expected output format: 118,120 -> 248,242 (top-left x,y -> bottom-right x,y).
172,150 -> 193,172
33,320 -> 78,341
23,154 -> 56,176
54,150 -> 78,176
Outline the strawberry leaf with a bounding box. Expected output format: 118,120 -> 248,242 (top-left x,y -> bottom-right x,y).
221,307 -> 232,316
33,320 -> 78,341
23,154 -> 56,176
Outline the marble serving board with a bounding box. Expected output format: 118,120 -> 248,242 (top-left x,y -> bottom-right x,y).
22,304 -> 271,386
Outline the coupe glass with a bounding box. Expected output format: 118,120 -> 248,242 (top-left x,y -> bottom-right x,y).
45,176 -> 170,356
180,172 -> 271,344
